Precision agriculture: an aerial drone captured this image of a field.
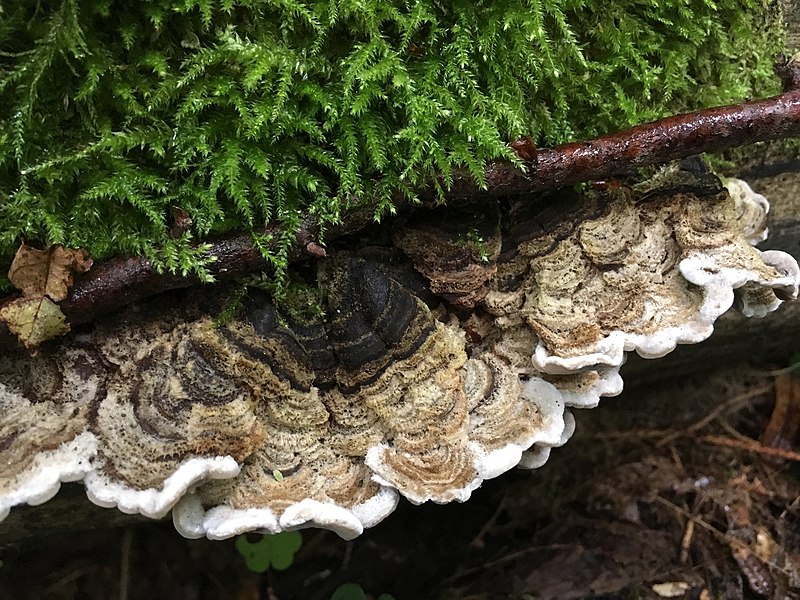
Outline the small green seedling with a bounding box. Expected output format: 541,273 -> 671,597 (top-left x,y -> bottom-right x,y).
458,228 -> 490,264
235,531 -> 303,573
331,583 -> 395,600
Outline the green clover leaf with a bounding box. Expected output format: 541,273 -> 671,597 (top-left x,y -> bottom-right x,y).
330,584 -> 367,600
235,531 -> 303,573
331,583 -> 395,600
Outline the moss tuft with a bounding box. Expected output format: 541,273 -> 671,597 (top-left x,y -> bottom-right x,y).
0,0 -> 785,286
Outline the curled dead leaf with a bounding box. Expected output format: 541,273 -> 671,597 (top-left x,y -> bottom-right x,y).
8,244 -> 92,302
170,207 -> 193,239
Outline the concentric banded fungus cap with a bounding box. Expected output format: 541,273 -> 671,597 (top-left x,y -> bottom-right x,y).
175,255 -> 570,539
0,348 -> 101,519
392,205 -> 502,307
0,167 -> 797,540
481,168 -> 799,374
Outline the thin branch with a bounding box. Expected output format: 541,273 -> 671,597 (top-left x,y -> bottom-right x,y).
62,202 -> 380,312
443,56 -> 800,200
702,434 -> 800,462
3,59 -> 800,350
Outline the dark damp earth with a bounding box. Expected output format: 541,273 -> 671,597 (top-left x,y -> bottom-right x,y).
1,357 -> 799,600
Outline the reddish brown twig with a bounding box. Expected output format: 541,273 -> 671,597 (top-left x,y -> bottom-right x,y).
2,58 -> 800,350
702,434 -> 800,462
60,206 -> 375,324
444,56 -> 800,200
761,372 -> 800,452
0,206 -> 376,349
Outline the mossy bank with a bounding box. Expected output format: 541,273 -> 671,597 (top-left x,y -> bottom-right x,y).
0,0 -> 785,286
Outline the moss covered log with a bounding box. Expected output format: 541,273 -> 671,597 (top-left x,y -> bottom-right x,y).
0,0 -> 785,285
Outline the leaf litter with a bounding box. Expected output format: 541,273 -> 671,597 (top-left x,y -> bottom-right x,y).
0,244 -> 91,348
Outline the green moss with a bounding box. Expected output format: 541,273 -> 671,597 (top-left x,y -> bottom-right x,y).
247,271 -> 326,323
0,0 -> 785,286
459,228 -> 491,264
213,271 -> 325,329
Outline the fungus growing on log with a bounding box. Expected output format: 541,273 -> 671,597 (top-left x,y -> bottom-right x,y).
0,170 -> 797,540
481,165 -> 799,374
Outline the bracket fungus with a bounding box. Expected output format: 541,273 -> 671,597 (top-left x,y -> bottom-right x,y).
0,168 -> 797,540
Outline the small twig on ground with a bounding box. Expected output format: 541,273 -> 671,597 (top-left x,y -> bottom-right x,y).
469,494 -> 508,549
762,372 -> 800,451
442,543 -> 576,584
719,421 -> 758,444
3,58 -> 800,349
680,519 -> 695,564
119,528 -> 133,600
752,360 -> 800,377
588,378 -> 778,473
778,495 -> 800,522
652,495 -> 732,545
656,383 -> 774,447
589,428 -> 678,442
588,382 -> 773,445
339,541 -> 354,572
669,445 -> 686,472
657,493 -> 795,586
44,564 -> 97,595
701,434 -> 800,462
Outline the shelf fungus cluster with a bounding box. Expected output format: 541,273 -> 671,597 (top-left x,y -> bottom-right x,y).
0,168 -> 798,540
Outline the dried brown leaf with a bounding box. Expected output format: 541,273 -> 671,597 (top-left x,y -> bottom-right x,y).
8,244 -> 92,302
170,206 -> 193,239
754,527 -> 780,564
0,297 -> 70,349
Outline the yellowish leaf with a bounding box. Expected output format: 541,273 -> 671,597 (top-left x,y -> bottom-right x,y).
0,297 -> 70,349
